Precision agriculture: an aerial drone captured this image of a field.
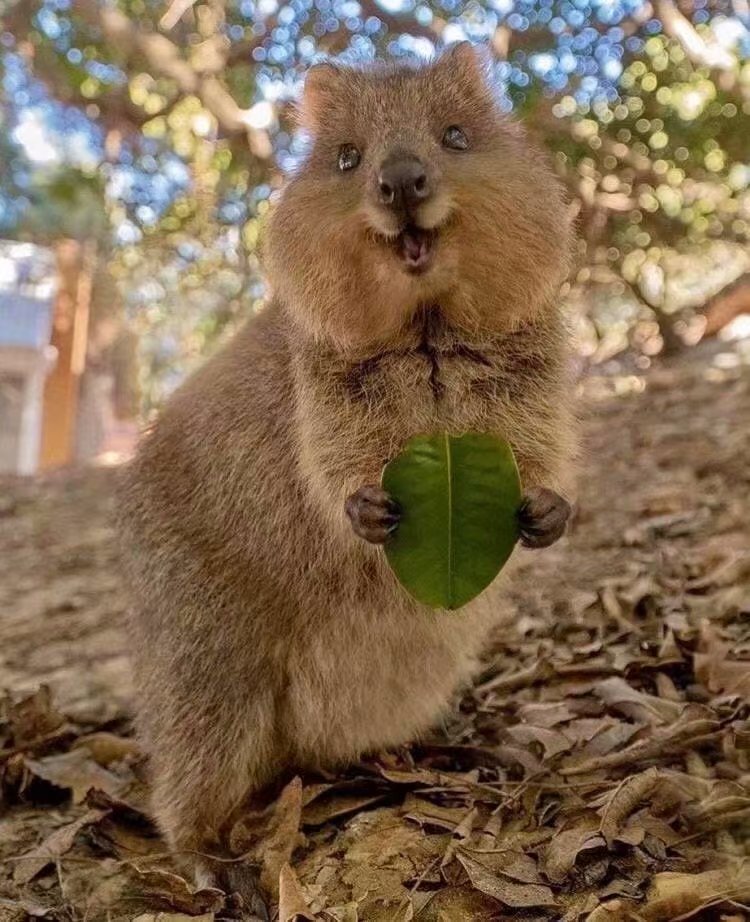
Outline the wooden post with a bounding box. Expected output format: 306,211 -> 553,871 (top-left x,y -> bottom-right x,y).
39,239 -> 95,469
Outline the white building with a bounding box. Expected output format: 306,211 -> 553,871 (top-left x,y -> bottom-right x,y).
0,241 -> 57,475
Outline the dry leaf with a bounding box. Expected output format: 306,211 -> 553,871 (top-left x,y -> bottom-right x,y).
278,863 -> 316,922
24,749 -> 126,803
73,732 -> 142,766
131,868 -> 225,915
694,621 -> 750,699
0,898 -> 55,920
543,822 -> 605,883
303,792 -> 386,827
476,659 -> 553,696
321,904 -> 358,922
517,701 -> 576,728
612,821 -> 645,846
598,878 -> 644,900
575,720 -> 642,758
260,776 -> 304,897
403,794 -> 469,831
599,768 -> 661,845
506,725 -> 572,760
1,686 -> 66,747
12,809 -> 107,884
493,743 -> 543,775
639,863 -> 750,921
85,785 -> 155,825
378,767 -> 440,786
459,849 -> 543,884
230,775 -> 304,899
595,677 -> 683,724
562,711 -> 719,776
583,898 -> 638,920
132,915 -> 215,922
456,851 -> 556,908
430,885 -> 501,920
440,806 -> 479,869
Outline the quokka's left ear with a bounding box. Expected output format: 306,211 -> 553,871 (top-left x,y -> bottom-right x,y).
297,61 -> 349,131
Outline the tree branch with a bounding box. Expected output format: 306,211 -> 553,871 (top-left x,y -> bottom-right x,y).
160,0 -> 199,32
700,271 -> 750,337
72,0 -> 270,147
620,267 -> 685,355
655,0 -> 736,70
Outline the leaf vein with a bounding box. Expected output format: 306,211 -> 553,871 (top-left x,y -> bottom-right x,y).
444,432 -> 453,608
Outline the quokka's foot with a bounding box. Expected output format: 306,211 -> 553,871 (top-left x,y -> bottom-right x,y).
194,858 -> 269,921
345,484 -> 401,544
518,486 -> 571,549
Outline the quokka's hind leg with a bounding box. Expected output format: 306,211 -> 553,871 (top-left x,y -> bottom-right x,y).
142,685 -> 280,920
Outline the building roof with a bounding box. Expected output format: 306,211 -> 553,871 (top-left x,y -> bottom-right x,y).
0,240 -> 56,353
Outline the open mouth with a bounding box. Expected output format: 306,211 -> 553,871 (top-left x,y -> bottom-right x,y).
392,224 -> 437,273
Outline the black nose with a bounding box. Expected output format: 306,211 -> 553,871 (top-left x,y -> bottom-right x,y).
377,155 -> 430,211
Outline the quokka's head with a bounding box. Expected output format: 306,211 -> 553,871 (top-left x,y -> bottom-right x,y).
266,42 -> 574,355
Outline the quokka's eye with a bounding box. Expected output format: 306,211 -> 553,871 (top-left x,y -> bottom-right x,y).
442,126 -> 469,151
338,144 -> 361,171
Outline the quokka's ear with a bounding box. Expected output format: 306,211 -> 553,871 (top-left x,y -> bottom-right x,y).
437,41 -> 493,92
298,61 -> 347,131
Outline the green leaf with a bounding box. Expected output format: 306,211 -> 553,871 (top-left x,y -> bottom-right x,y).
381,433 -> 522,611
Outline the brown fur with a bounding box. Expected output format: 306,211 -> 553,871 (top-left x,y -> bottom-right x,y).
117,42 -> 576,907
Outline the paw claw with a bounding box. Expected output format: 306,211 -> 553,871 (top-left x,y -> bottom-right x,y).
346,484 -> 402,544
518,487 -> 571,549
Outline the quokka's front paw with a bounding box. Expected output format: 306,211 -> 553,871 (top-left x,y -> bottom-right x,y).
518,487 -> 571,549
345,485 -> 401,544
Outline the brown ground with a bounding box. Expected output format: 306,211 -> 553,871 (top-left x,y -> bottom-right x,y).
1,338 -> 749,922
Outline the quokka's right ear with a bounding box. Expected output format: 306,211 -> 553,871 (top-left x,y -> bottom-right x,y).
298,61 -> 346,130
437,41 -> 494,95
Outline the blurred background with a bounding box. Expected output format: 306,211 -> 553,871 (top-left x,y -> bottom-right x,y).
0,0 -> 749,472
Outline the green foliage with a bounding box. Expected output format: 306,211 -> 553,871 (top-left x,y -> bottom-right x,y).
382,434 -> 522,610
22,168 -> 109,242
549,33 -> 750,267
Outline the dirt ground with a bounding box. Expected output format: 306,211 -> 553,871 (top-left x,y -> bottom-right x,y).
1,337 -> 749,922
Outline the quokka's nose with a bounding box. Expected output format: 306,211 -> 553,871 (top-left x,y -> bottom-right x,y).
377,155 -> 431,211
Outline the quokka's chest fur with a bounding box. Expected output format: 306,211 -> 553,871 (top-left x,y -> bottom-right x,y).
291,305 -> 572,489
